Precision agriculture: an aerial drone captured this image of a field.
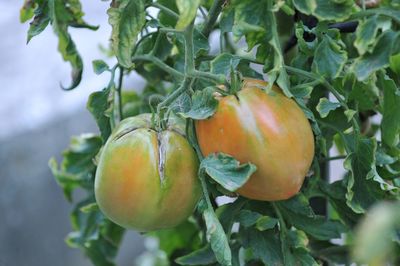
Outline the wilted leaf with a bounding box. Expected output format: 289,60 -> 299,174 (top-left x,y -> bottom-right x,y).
108,0 -> 145,68
87,87 -> 112,142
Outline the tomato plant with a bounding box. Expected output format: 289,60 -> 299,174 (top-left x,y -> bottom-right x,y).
22,0 -> 400,265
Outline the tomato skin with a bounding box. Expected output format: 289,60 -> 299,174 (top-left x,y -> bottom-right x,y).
95,114 -> 201,231
195,79 -> 314,201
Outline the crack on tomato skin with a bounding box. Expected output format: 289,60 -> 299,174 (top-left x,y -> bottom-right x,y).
157,132 -> 166,186
113,127 -> 140,141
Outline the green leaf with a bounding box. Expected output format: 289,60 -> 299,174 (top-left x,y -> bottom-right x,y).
180,87 -> 218,120
108,0 -> 146,68
240,228 -> 284,265
344,137 -> 388,213
344,109 -> 356,122
354,15 -> 391,55
255,216 -> 278,231
279,198 -> 346,240
175,0 -> 200,30
312,34 -> 347,79
238,210 -> 262,228
20,0 -> 36,23
25,1 -> 50,43
353,30 -> 400,81
92,60 -> 110,75
170,92 -> 192,114
292,0 -> 316,15
390,53 -> 400,75
380,74 -> 400,147
87,87 -> 112,142
316,98 -> 341,118
49,134 -> 102,201
176,245 -> 216,265
203,208 -> 232,266
200,153 -> 257,192
313,0 -> 355,21
294,0 -> 355,21
211,54 -> 241,75
80,202 -> 99,213
148,220 -> 201,256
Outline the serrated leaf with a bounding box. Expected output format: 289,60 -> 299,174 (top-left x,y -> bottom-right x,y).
240,228 -> 284,265
316,98 -> 341,118
354,15 -> 391,55
344,137 -> 388,213
175,0 -> 200,30
279,200 -> 346,240
108,0 -> 145,68
92,60 -> 110,75
49,134 -> 102,201
203,209 -> 232,266
87,87 -> 112,142
200,153 -> 257,192
353,30 -> 400,81
211,54 -> 241,75
176,245 -> 216,265
180,87 -> 218,120
312,34 -> 347,79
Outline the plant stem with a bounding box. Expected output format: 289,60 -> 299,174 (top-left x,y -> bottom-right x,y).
116,66 -> 124,121
150,2 -> 179,19
320,155 -> 346,162
190,70 -> 225,84
201,0 -> 225,36
184,23 -> 195,74
132,55 -> 184,80
108,64 -> 118,130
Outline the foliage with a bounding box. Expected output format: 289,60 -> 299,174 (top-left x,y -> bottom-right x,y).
22,0 -> 400,265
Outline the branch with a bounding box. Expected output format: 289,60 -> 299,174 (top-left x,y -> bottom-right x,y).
132,55 -> 184,80
201,0 -> 225,37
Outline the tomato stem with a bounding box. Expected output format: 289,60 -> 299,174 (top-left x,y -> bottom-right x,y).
201,0 -> 225,36
132,55 -> 184,80
116,66 -> 124,121
149,2 -> 179,19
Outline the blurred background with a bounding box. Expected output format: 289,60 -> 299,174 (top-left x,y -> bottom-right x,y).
0,2 -> 146,266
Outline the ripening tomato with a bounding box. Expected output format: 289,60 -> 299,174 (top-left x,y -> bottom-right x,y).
95,114 -> 201,231
196,79 -> 314,201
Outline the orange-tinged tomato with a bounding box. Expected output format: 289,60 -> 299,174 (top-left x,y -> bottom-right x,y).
95,114 -> 201,231
196,79 -> 315,201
